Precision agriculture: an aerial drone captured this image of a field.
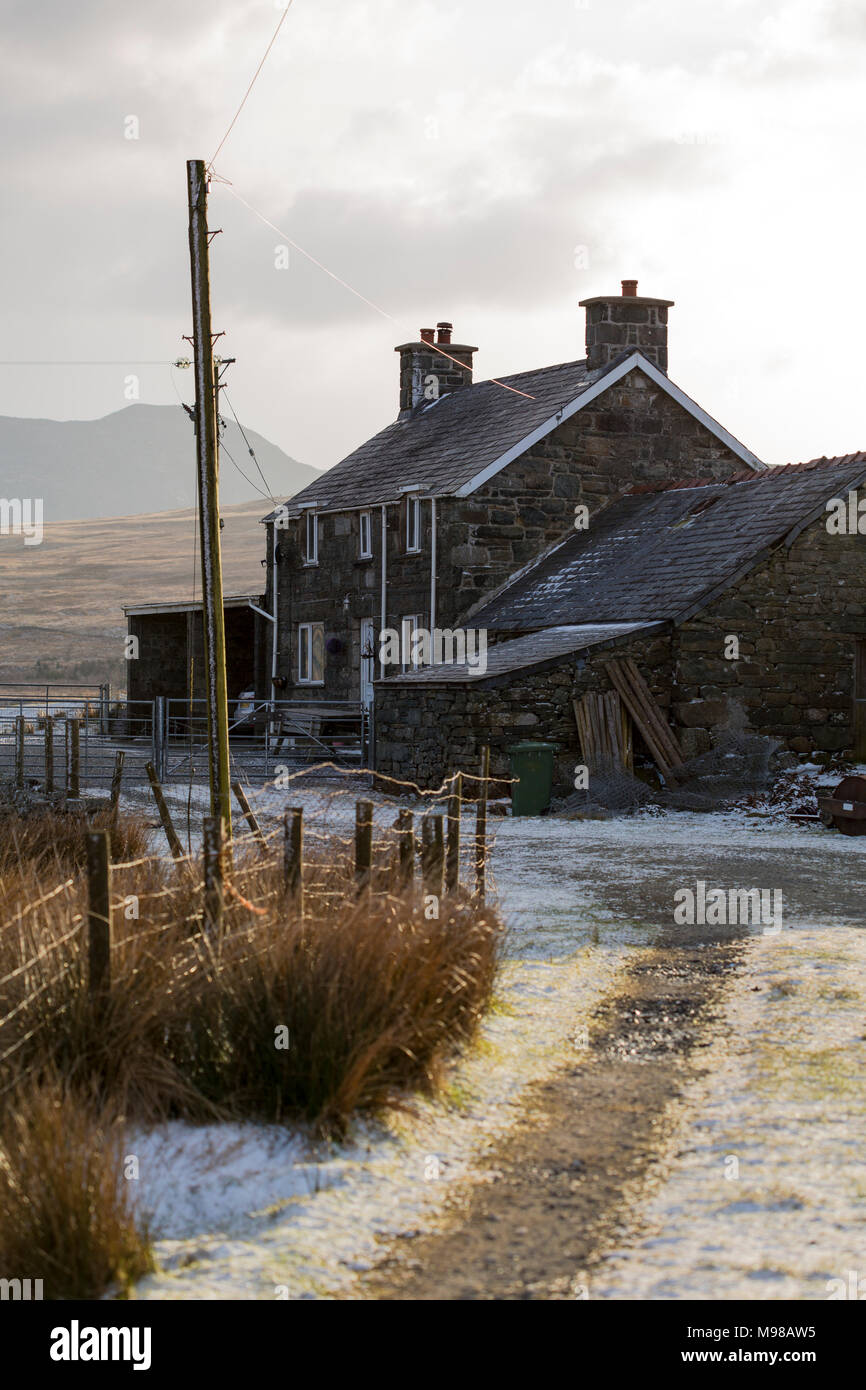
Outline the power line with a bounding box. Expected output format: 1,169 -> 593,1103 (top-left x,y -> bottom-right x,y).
218,433 -> 273,502
0,360 -> 177,367
208,1 -> 298,171
221,389 -> 276,501
220,184 -> 538,402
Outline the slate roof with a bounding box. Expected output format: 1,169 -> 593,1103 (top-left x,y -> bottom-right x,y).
465,452 -> 866,632
376,623 -> 659,685
263,359 -> 595,519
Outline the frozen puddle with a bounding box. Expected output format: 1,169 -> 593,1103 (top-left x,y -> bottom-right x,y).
131,935 -> 644,1299
591,925 -> 866,1300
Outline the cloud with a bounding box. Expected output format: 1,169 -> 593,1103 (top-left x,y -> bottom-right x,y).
0,0 -> 862,473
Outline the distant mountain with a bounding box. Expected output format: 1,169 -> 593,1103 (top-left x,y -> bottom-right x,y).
0,403 -> 319,521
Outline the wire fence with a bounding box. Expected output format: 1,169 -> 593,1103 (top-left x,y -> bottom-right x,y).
0,757 -> 506,1096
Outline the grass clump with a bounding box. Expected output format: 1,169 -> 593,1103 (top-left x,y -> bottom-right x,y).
0,1079 -> 153,1299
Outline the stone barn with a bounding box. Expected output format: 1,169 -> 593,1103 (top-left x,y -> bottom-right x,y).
373,454 -> 866,788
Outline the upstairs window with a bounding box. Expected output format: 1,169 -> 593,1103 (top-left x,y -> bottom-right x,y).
305,511 -> 318,565
406,496 -> 421,553
359,510 -> 372,559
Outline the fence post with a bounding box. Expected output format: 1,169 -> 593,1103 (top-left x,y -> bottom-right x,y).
145,760 -> 185,861
355,799 -> 373,897
397,809 -> 414,892
15,715 -> 25,790
44,718 -> 54,796
203,815 -> 224,934
85,829 -> 112,1013
153,696 -> 167,780
233,780 -> 268,853
109,750 -> 125,822
69,718 -> 80,799
422,812 -> 445,900
474,744 -> 490,902
446,772 -> 462,893
283,807 -> 304,915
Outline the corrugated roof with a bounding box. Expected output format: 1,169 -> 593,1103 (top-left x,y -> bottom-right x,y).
376,623 -> 658,685
467,453 -> 866,631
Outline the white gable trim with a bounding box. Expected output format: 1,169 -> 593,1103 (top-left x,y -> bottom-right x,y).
456,353 -> 765,497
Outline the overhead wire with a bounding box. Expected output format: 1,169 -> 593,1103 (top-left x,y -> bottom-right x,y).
208,1 -> 298,172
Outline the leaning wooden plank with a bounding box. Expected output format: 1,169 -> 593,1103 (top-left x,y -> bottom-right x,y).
572,697 -> 588,761
603,691 -> 623,766
604,662 -> 677,780
619,658 -> 684,767
589,694 -> 605,766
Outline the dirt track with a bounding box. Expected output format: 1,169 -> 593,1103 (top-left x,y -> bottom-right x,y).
364,928 -> 743,1301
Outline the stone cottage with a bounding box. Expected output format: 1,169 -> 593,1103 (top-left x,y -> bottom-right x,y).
260,281 -> 762,715
374,453 -> 866,787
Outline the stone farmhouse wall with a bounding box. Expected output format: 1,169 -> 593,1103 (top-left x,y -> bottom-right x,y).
269,367 -> 749,699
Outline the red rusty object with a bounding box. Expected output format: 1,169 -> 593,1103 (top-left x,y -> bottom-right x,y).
817,775 -> 866,835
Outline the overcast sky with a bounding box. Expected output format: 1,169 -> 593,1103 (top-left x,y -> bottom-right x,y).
1,0 -> 864,478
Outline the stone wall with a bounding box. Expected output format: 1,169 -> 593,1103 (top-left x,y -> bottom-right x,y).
373,631 -> 674,789
672,517 -> 866,756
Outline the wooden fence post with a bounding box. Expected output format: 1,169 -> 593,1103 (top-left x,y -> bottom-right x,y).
446,772 -> 462,893
397,809 -> 414,892
422,813 -> 445,900
355,799 -> 373,897
109,750 -> 125,822
44,718 -> 54,796
233,780 -> 268,853
85,829 -> 112,1012
474,744 -> 490,902
283,807 -> 304,915
15,716 -> 25,790
145,760 -> 185,861
69,718 -> 80,799
203,815 -> 224,934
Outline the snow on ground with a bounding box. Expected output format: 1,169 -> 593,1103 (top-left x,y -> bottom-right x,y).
589,925 -> 866,1300
128,804 -> 866,1299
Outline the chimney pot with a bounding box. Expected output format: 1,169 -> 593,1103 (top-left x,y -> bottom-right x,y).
621,279 -> 638,297
436,321 -> 453,344
420,327 -> 435,343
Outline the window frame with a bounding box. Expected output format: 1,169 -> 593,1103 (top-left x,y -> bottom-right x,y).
359,510 -> 372,559
405,496 -> 421,554
304,511 -> 319,565
297,622 -> 325,685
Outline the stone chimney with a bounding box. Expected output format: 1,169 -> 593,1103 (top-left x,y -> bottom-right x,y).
579,280 -> 674,374
395,322 -> 477,416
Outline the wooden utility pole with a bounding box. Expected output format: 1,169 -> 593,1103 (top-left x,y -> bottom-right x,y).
187,158 -> 232,837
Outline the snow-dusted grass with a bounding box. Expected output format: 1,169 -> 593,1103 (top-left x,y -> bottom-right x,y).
589,925 -> 866,1300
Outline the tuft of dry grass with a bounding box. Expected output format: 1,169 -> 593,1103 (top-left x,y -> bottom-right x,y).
166,889 -> 502,1131
0,810 -> 504,1132
0,805 -> 149,883
0,1078 -> 154,1299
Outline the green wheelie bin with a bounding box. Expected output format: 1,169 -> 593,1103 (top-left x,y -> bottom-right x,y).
508,741 -> 559,816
